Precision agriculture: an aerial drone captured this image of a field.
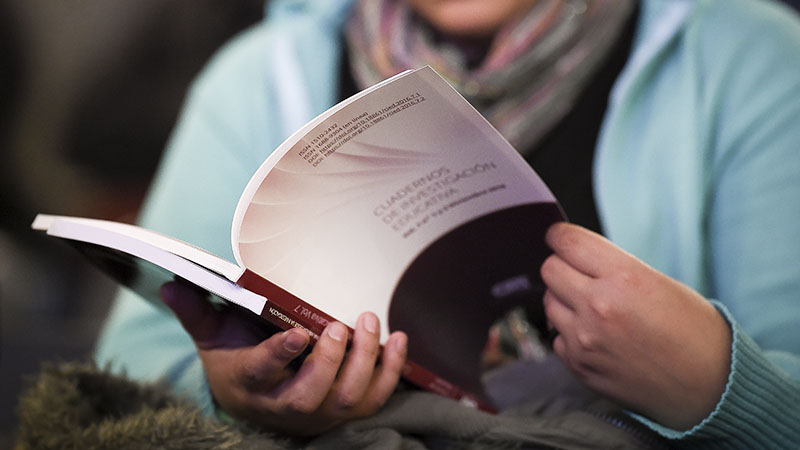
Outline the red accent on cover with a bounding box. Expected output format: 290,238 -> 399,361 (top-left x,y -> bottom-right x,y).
235,268 -> 495,412
237,269 -> 334,340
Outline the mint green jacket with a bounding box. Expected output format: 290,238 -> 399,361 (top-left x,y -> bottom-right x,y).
96,0 -> 800,447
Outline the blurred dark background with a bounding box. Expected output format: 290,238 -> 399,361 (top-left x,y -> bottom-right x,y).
1,0 -> 798,447
0,0 -> 263,445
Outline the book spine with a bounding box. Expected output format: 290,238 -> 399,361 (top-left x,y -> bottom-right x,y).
236,269 -> 495,412
237,269 -> 332,341
401,359 -> 495,412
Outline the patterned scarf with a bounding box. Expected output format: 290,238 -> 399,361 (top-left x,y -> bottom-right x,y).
346,0 -> 636,153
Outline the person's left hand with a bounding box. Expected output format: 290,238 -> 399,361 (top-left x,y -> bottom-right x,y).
540,222 -> 732,431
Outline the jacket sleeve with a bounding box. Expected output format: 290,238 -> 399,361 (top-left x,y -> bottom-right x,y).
93,21 -> 284,414
92,0 -> 349,414
636,1 -> 800,447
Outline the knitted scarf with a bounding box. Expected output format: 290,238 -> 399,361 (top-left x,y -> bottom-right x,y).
346,0 -> 636,152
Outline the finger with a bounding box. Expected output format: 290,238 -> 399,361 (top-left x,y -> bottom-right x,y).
552,333 -> 604,383
551,333 -> 569,362
331,312 -> 382,410
545,290 -> 606,376
543,291 -> 574,361
550,334 -> 601,375
161,282 -> 221,345
540,254 -> 592,311
232,328 -> 310,391
545,222 -> 632,278
362,331 -> 407,413
542,289 -> 576,332
276,322 -> 349,412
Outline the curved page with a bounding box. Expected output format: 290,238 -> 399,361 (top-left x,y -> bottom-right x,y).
233,66 -> 563,401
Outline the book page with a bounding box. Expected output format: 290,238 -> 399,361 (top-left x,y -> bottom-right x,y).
33,215 -> 245,281
232,67 -> 563,398
33,215 -> 265,314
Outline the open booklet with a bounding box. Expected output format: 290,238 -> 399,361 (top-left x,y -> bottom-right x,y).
32,66 -> 565,411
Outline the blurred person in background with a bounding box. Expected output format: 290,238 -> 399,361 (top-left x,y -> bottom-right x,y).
90,0 -> 800,448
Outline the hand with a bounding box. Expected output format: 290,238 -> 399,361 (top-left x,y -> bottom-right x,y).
160,281 -> 408,435
540,222 -> 732,430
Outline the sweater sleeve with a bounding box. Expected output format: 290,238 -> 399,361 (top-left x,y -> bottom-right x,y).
634,1 -> 800,447
633,303 -> 800,449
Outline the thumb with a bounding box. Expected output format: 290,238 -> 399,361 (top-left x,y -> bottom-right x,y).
160,281 -> 222,346
233,328 -> 311,391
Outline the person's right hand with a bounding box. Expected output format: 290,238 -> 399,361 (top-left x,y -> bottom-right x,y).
160,281 -> 408,436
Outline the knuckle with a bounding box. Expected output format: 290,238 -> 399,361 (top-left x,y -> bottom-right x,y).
237,360 -> 263,389
551,223 -> 579,249
268,347 -> 292,365
317,349 -> 344,369
576,331 -> 597,352
381,354 -> 405,376
552,335 -> 568,357
562,355 -> 585,379
614,268 -> 640,290
542,289 -> 557,309
573,361 -> 595,381
546,222 -> 566,244
335,389 -> 361,410
561,351 -> 594,380
283,395 -> 317,415
540,255 -> 558,280
592,298 -> 616,321
357,342 -> 380,361
271,397 -> 291,414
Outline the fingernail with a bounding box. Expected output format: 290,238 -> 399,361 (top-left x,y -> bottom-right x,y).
362,313 -> 379,334
283,331 -> 307,353
326,322 -> 347,342
394,332 -> 407,354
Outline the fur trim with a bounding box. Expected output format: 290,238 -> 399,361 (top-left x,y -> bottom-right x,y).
14,362 -> 287,450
